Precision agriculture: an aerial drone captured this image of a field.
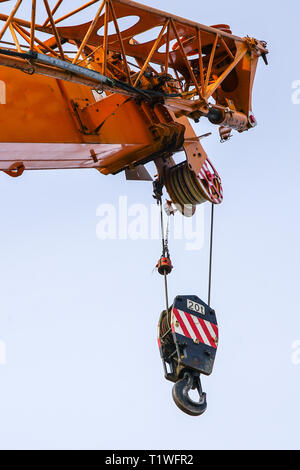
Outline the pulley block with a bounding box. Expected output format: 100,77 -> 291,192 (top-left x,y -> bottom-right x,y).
157,256 -> 173,276
158,295 -> 219,416
165,160 -> 223,216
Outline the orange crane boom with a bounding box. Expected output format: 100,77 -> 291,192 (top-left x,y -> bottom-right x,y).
0,0 -> 268,212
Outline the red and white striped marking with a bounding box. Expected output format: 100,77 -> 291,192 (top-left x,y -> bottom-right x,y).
172,308 -> 218,349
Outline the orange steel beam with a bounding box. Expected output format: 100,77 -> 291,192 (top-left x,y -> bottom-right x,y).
13,23 -> 43,53
43,0 -> 63,27
133,19 -> 169,86
43,0 -> 65,60
204,34 -> 218,93
54,0 -> 100,25
164,21 -> 170,76
108,0 -> 132,85
0,0 -> 22,41
220,37 -> 234,60
197,29 -> 205,95
204,43 -> 248,99
30,0 -> 36,51
72,0 -> 106,64
9,23 -> 21,52
0,13 -> 52,34
102,0 -> 109,75
114,0 -> 245,44
13,23 -> 60,57
170,19 -> 202,98
173,69 -> 184,93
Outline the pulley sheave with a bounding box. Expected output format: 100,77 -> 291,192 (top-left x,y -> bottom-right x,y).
165,160 -> 223,215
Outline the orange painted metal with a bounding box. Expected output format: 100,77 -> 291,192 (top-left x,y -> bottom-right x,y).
0,0 -> 268,185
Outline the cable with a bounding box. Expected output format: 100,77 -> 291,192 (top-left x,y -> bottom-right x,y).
208,203 -> 215,307
159,198 -> 170,313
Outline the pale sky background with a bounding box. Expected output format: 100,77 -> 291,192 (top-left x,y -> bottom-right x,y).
0,0 -> 299,450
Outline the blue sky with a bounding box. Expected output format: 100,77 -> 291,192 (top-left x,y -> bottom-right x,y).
0,0 -> 299,450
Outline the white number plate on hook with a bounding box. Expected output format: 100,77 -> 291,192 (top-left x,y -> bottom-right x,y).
187,299 -> 206,316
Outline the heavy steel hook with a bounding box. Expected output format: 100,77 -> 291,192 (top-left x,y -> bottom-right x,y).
172,371 -> 207,417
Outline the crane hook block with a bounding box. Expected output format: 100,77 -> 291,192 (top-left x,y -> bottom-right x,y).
156,256 -> 173,276
157,295 -> 219,416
